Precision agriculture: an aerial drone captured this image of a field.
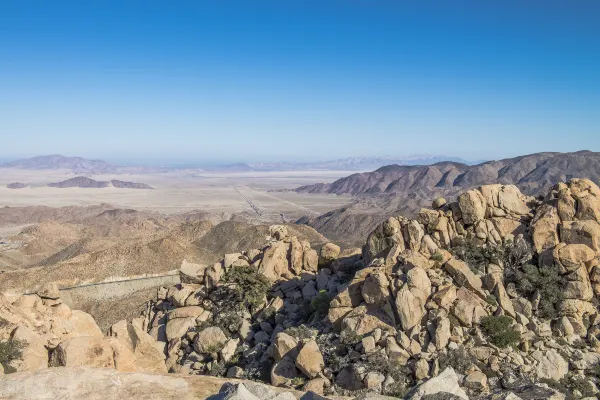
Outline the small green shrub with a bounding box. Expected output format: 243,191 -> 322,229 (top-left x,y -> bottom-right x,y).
0,339 -> 24,374
438,347 -> 474,375
431,252 -> 444,262
450,236 -> 532,274
285,324 -> 316,340
311,290 -> 331,317
485,295 -> 498,307
290,376 -> 306,387
509,263 -> 564,319
480,315 -> 520,348
222,266 -> 271,311
339,329 -> 363,345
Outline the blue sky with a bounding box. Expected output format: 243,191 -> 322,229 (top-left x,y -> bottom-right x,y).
0,1 -> 599,164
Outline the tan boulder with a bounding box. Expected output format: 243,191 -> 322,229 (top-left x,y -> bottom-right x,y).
560,220 -> 600,254
295,340 -> 324,378
327,307 -> 353,331
205,263 -> 222,290
361,271 -> 390,305
458,189 -> 486,224
319,243 -> 341,266
302,248 -> 319,272
394,286 -> 425,331
289,237 -> 304,274
494,283 -> 515,317
444,258 -> 485,299
531,204 -> 560,254
434,317 -> 451,350
193,327 -> 227,353
165,317 -> 195,341
168,306 -> 205,320
259,241 -> 292,281
180,260 -> 207,284
37,282 -> 60,300
0,366 -> 197,400
105,337 -> 136,372
556,243 -> 595,270
406,266 -> 431,302
50,336 -> 114,368
271,356 -> 301,387
341,304 -> 396,336
272,332 -> 298,361
8,326 -> 48,372
432,285 -> 457,308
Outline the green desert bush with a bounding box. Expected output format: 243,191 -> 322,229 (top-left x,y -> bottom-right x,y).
311,290 -> 331,317
451,236 -> 532,274
0,339 -> 24,374
480,315 -> 520,348
508,263 -> 564,319
221,266 -> 271,311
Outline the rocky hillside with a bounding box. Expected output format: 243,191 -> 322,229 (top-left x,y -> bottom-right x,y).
296,151 -> 600,197
5,179 -> 600,399
47,177 -> 153,189
296,151 -> 600,245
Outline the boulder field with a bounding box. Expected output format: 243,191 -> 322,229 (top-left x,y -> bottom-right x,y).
5,179 -> 600,399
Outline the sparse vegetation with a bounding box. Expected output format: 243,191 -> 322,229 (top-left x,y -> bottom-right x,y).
0,339 -> 24,374
485,294 -> 498,307
507,263 -> 565,319
438,346 -> 474,375
285,324 -> 317,340
339,329 -> 363,345
431,251 -> 444,262
311,290 -> 331,317
450,236 -> 532,274
222,266 -> 271,311
480,315 -> 520,348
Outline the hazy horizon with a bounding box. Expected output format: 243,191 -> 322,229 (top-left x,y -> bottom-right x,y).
1,2 -> 599,161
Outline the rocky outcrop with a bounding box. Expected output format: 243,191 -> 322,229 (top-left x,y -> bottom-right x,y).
5,179 -> 600,400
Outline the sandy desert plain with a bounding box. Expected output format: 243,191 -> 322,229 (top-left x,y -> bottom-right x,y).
0,168 -> 352,221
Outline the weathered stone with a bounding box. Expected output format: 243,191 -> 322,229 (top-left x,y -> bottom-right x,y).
533,349 -> 568,381
290,236 -> 304,275
342,304 -> 396,336
458,190 -> 486,225
50,336 -> 114,368
464,371 -> 487,391
260,241 -> 292,281
295,340 -> 324,378
361,272 -> 390,305
37,282 -> 60,300
407,367 -> 468,400
444,258 -> 485,299
166,317 -> 196,341
319,243 -> 341,266
557,244 -> 595,270
272,333 -> 298,361
432,285 -> 457,308
560,220 -> 600,254
395,286 -> 425,331
194,327 -> 227,353
271,357 -> 300,387
180,260 -> 207,284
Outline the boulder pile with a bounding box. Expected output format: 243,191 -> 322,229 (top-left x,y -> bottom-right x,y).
5,179 -> 600,399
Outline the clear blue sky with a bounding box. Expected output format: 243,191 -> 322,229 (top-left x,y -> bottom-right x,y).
0,1 -> 599,164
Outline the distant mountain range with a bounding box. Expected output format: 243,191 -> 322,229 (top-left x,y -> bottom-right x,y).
0,154 -> 473,173
0,155 -> 165,174
295,150 -> 600,245
214,155 -> 471,171
47,177 -> 153,189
